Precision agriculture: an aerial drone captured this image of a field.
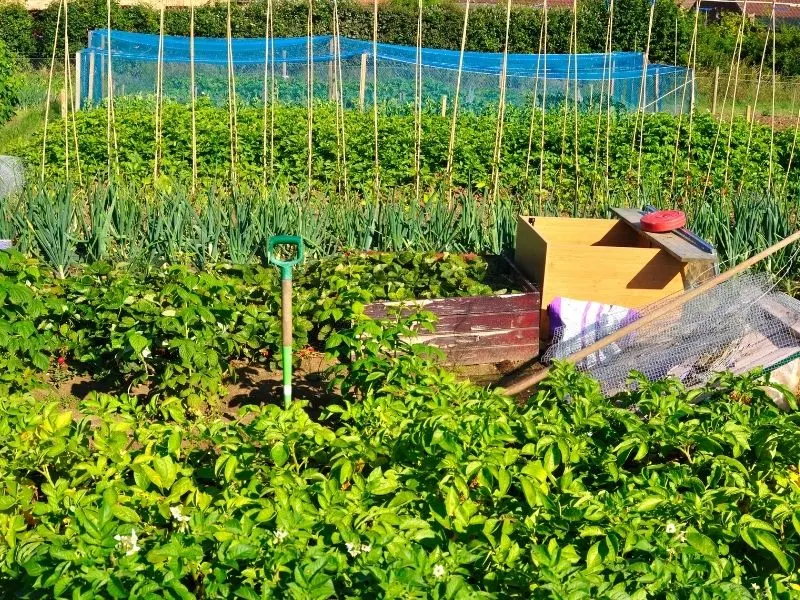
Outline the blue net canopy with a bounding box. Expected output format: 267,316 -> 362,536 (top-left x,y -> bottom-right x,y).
79,30 -> 692,113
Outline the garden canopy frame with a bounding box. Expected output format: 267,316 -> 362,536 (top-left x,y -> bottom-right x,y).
77,30 -> 692,114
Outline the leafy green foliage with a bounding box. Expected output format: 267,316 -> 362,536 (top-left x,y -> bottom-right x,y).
0,249 -> 515,405
1,342 -> 799,596
17,99 -> 800,200
6,0 -> 800,75
0,39 -> 21,123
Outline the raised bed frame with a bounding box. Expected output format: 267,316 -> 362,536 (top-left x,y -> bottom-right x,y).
365,256 -> 541,365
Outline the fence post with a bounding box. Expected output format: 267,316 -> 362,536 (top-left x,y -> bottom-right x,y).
359,53 -> 367,111
75,51 -> 81,110
654,69 -> 660,112
328,38 -> 335,101
88,51 -> 95,103
712,66 -> 720,115
100,37 -> 106,99
441,95 -> 447,117
282,50 -> 288,79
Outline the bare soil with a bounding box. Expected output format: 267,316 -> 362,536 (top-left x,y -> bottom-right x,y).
44,352 -> 530,417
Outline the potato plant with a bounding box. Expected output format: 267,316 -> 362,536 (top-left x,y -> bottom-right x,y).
18,99 -> 799,200
0,341 -> 799,597
0,249 -> 509,405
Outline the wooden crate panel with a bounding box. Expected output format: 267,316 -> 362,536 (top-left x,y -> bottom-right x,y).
514,215 -> 711,338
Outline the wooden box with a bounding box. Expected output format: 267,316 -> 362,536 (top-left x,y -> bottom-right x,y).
515,212 -> 717,337
364,257 -> 541,365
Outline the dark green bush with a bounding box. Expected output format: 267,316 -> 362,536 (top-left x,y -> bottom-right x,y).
0,39 -> 21,123
4,0 -> 800,75
0,2 -> 34,59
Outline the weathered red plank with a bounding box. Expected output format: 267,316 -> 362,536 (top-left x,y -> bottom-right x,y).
363,255 -> 542,365
443,343 -> 540,365
432,310 -> 539,334
414,327 -> 540,348
365,291 -> 540,319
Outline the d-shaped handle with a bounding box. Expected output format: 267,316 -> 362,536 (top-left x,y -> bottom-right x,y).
268,235 -> 304,278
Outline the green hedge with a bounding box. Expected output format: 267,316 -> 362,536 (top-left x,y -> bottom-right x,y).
0,39 -> 21,122
3,0 -> 800,75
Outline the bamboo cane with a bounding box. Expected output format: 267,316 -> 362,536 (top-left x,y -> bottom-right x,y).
191,0 -> 197,192
525,4 -> 546,184
668,1 -> 700,200
501,227 -> 800,395
768,0 -> 776,192
490,0 -> 512,204
41,0 -> 63,182
413,0 -> 423,205
372,0 -> 380,199
446,0 -> 470,206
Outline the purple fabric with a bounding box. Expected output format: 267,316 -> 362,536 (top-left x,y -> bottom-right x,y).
548,296 -> 640,340
548,297 -> 564,334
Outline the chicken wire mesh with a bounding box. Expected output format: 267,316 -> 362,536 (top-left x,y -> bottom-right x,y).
543,272 -> 800,396
76,30 -> 692,114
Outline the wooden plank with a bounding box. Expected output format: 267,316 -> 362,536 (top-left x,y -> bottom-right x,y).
759,297 -> 800,339
426,311 -> 538,334
414,326 -> 538,345
518,215 -> 638,247
412,328 -> 540,365
74,51 -> 81,110
611,207 -> 717,263
365,292 -> 540,319
359,53 -> 367,111
514,216 -> 548,292
537,245 -> 685,311
88,51 -> 95,102
443,343 -> 539,365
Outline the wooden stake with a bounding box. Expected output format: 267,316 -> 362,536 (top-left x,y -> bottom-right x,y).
328,38 -> 335,101
359,52 -> 367,111
74,51 -> 81,110
441,95 -> 447,117
88,51 -> 95,103
746,104 -> 752,123
60,88 -> 67,119
654,69 -> 660,111
501,227 -> 800,395
712,66 -> 719,114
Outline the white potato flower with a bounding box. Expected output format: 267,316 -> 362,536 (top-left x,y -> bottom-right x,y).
114,529 -> 141,557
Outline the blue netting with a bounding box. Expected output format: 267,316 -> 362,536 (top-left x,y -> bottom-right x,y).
77,30 -> 692,114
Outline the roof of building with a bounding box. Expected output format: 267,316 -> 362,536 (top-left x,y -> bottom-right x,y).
741,0 -> 800,19
681,0 -> 800,19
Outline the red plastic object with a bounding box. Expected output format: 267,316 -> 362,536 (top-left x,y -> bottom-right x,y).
640,209 -> 686,233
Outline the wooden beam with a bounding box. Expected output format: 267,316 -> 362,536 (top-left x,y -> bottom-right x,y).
359,52 -> 367,111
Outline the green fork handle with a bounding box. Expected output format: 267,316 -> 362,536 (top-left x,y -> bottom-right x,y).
267,235 -> 304,407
